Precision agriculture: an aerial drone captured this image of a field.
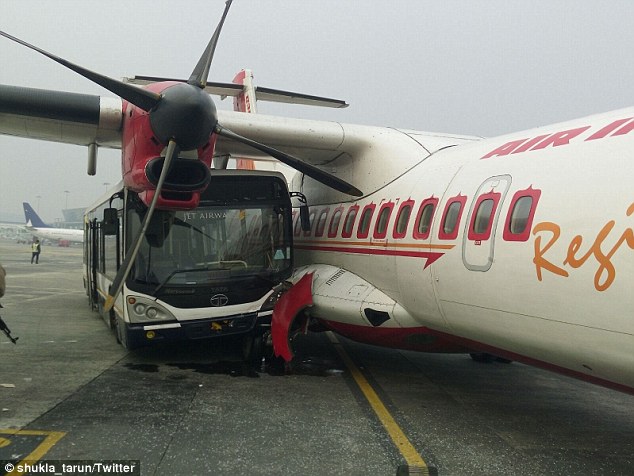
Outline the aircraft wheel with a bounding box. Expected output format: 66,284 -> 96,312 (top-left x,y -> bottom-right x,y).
470,353 -> 513,364
470,352 -> 495,363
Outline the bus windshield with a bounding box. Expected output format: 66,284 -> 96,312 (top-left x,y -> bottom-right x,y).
130,204 -> 292,287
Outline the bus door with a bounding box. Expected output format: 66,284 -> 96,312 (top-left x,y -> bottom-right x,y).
87,218 -> 100,308
462,175 -> 511,272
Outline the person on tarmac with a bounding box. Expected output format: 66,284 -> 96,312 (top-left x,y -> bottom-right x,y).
31,239 -> 41,264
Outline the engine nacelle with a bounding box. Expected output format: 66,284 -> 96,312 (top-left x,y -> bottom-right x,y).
120,82 -> 216,211
145,156 -> 212,191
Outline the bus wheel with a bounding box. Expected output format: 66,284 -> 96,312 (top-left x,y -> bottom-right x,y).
241,333 -> 254,361
108,310 -> 117,331
242,332 -> 265,365
115,315 -> 128,348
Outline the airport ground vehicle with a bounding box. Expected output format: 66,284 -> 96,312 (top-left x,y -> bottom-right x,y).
83,170 -> 294,352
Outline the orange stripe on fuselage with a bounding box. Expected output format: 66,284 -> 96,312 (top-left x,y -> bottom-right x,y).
294,240 -> 455,268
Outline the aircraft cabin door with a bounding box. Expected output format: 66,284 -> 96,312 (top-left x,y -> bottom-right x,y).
462,175 -> 511,272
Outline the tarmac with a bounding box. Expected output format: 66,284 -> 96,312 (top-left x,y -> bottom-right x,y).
0,238 -> 633,475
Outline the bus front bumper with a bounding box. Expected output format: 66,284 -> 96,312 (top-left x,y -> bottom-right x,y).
124,311 -> 272,348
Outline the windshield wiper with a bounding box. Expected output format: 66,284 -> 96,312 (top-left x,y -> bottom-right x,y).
153,267 -> 208,294
249,273 -> 281,287
152,264 -> 243,294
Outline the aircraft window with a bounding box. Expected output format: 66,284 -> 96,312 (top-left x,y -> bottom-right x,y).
304,210 -> 317,236
328,208 -> 344,238
438,195 -> 466,240
413,198 -> 438,240
294,212 -> 303,236
503,187 -> 541,242
357,204 -> 376,239
374,202 -> 394,239
473,199 -> 494,234
393,200 -> 414,239
444,203 -> 461,234
468,191 -> 501,241
510,197 -> 532,234
342,206 -> 360,238
315,209 -> 329,237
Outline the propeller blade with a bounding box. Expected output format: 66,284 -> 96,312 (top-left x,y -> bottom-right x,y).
0,30 -> 161,112
188,0 -> 233,89
104,140 -> 180,312
215,124 -> 363,197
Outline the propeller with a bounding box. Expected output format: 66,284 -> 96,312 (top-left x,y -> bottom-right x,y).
104,140 -> 179,312
215,124 -> 362,196
2,0 -> 363,308
0,30 -> 160,112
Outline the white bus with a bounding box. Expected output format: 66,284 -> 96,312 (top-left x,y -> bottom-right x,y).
83,170 -> 295,353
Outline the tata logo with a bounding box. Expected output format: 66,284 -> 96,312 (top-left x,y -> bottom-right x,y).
210,294 -> 229,307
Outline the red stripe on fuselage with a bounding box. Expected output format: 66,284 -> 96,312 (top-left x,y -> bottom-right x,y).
295,244 -> 446,268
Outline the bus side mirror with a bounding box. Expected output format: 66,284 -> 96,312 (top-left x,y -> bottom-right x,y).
300,205 -> 311,232
290,191 -> 311,232
102,208 -> 119,236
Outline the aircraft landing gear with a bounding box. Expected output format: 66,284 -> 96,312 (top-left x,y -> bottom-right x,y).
470,352 -> 512,364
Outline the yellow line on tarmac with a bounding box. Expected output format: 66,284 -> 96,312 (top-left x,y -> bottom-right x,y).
1,429 -> 66,476
326,332 -> 428,470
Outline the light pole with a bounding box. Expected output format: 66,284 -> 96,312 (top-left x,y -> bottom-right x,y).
64,190 -> 70,210
36,195 -> 42,212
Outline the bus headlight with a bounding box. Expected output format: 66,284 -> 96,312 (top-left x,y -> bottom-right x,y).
260,282 -> 292,312
127,296 -> 174,322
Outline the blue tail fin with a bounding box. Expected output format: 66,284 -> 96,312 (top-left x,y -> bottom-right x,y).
23,202 -> 50,228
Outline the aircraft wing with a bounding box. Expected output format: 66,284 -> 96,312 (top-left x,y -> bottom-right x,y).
215,109 -> 352,165
0,84 -> 472,168
0,85 -> 122,149
0,84 -> 357,165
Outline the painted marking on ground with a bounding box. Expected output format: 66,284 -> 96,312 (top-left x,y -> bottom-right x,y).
326,332 -> 430,472
0,429 -> 66,476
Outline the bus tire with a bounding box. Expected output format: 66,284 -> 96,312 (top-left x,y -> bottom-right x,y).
115,315 -> 129,349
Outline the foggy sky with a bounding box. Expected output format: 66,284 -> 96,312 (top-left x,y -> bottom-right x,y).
1,0 -> 633,223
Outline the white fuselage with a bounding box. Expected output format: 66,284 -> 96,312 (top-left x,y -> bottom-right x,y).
291,108 -> 634,392
26,226 -> 83,243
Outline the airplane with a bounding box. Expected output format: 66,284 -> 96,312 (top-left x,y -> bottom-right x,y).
22,202 -> 83,243
0,2 -> 632,395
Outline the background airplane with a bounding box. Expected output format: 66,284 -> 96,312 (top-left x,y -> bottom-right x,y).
22,202 -> 83,243
0,2 -> 633,395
